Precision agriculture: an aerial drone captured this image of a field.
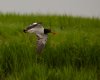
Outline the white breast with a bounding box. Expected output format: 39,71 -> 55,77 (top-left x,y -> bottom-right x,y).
35,27 -> 44,34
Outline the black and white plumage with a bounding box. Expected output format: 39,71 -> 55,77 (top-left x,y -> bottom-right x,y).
23,22 -> 51,53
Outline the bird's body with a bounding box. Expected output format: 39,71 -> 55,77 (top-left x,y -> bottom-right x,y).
24,22 -> 51,53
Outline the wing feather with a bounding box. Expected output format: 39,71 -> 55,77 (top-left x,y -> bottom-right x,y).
36,34 -> 48,53
27,23 -> 43,30
26,23 -> 44,34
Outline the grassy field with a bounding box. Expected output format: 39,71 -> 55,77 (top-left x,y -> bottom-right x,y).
0,13 -> 100,80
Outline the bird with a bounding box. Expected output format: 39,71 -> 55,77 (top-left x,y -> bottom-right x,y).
23,22 -> 56,53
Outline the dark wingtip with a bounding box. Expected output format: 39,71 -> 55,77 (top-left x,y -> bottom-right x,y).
23,29 -> 27,33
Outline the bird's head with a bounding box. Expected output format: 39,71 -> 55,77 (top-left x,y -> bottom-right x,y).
44,29 -> 51,34
44,29 -> 56,35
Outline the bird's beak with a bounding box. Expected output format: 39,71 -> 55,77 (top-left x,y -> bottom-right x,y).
51,32 -> 57,35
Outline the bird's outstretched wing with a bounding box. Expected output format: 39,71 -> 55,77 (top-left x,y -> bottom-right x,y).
26,22 -> 43,30
36,34 -> 48,53
26,22 -> 44,34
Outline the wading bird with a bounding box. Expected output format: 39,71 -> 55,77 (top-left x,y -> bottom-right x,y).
23,22 -> 56,53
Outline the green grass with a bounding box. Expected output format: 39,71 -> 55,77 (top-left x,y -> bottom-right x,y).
0,13 -> 100,80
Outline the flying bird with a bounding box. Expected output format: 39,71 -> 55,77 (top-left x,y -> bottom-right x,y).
23,22 -> 56,53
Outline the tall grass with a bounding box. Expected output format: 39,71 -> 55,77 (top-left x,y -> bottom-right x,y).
0,13 -> 100,80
